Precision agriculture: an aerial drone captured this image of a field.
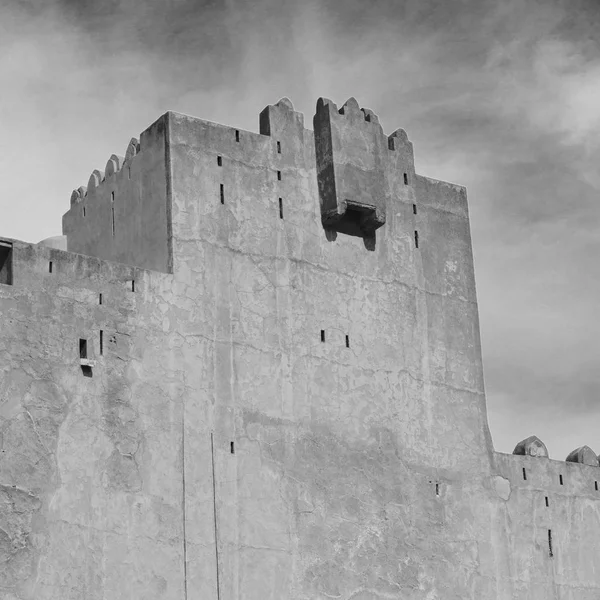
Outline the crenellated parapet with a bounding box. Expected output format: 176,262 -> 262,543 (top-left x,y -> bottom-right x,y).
69,137 -> 140,206
512,436 -> 599,467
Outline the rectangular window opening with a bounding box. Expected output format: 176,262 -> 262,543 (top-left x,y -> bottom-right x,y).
277,170 -> 282,181
0,242 -> 13,286
217,155 -> 222,166
413,204 -> 417,215
220,184 -> 225,204
522,467 -> 527,481
111,206 -> 115,236
235,129 -> 240,142
111,191 -> 115,203
279,198 -> 283,219
404,172 -> 408,185
99,293 -> 103,305
128,167 -> 131,180
99,330 -> 103,355
49,261 -> 53,274
79,339 -> 88,360
414,230 -> 419,248
83,206 -> 86,218
559,474 -> 563,485
545,496 -> 549,507
277,141 -> 281,154
548,529 -> 553,557
345,335 -> 350,348
435,483 -> 440,496
230,441 -> 235,454
320,330 -> 325,343
131,280 -> 135,292
595,481 -> 598,491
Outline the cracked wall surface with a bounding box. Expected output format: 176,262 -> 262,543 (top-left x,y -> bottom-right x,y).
1,98 -> 600,599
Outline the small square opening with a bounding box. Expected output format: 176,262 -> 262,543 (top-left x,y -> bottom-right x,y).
0,242 -> 13,286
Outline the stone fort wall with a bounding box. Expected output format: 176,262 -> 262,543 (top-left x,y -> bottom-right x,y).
1,97 -> 599,599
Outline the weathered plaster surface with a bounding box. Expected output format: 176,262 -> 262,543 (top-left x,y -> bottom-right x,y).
1,98 -> 600,599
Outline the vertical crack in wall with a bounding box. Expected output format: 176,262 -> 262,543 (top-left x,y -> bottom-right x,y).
211,432 -> 222,600
181,392 -> 188,600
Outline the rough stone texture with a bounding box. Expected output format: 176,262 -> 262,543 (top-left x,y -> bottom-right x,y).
1,97 -> 600,599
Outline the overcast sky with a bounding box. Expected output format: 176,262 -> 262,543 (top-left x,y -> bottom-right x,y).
2,0 -> 600,461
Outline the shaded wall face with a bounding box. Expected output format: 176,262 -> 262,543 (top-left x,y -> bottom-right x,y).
62,116 -> 171,273
166,109 -> 496,598
0,242 -> 192,600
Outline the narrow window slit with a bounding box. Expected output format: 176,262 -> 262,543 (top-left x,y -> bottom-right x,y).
111,206 -> 115,236
217,155 -> 222,166
277,141 -> 281,154
548,529 -> 553,557
220,184 -> 225,204
414,230 -> 419,248
128,167 -> 131,179
99,293 -> 103,305
595,481 -> 598,491
0,242 -> 13,286
545,496 -> 549,507
111,191 -> 115,203
404,172 -> 408,185
131,280 -> 135,292
320,330 -> 325,343
345,335 -> 350,348
522,467 -> 527,481
49,261 -> 53,274
435,483 -> 440,496
413,204 -> 417,215
83,206 -> 86,217
99,330 -> 103,355
230,441 -> 235,454
277,170 -> 281,181
79,339 -> 88,359
279,198 -> 283,219
235,130 -> 240,142
559,474 -> 563,485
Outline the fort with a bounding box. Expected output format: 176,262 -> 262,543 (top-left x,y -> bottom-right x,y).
1,96 -> 599,599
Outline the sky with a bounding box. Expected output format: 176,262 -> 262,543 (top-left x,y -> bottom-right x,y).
1,0 -> 600,461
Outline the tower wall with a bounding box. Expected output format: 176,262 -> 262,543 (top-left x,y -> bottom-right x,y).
62,115 -> 172,273
2,97 -> 599,599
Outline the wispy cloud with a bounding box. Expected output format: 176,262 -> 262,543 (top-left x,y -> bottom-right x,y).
1,0 -> 599,460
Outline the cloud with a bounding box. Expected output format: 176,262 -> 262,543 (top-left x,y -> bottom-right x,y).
1,0 -> 600,460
